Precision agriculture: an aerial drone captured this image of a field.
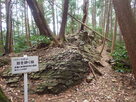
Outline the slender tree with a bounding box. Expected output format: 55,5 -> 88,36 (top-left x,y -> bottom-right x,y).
24,0 -> 31,47
59,0 -> 69,42
113,0 -> 136,79
80,0 -> 89,31
51,0 -> 56,34
100,0 -> 111,55
110,3 -> 113,33
0,0 -> 4,54
26,0 -> 57,42
111,17 -> 117,53
91,0 -> 96,27
102,0 -> 108,35
5,0 -> 13,54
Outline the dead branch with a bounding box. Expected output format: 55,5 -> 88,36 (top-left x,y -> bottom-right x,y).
89,61 -> 103,76
88,62 -> 97,80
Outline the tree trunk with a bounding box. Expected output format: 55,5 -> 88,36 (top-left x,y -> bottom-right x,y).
113,0 -> 136,80
100,0 -> 111,55
0,0 -> 4,54
21,11 -> 24,35
52,0 -> 56,34
59,0 -> 69,42
31,15 -> 37,35
111,17 -> 117,53
56,7 -> 59,34
99,1 -> 104,28
80,0 -> 89,31
26,0 -> 53,38
38,0 -> 44,14
102,0 -> 108,35
5,0 -> 13,54
91,0 -> 96,28
24,0 -> 31,47
110,4 -> 113,34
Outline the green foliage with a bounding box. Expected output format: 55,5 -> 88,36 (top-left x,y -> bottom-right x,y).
14,35 -> 30,53
13,35 -> 51,53
94,26 -> 103,34
111,44 -> 131,73
30,35 -> 51,45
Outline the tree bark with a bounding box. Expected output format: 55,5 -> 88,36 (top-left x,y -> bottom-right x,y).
99,1 -> 104,28
113,0 -> 136,79
80,0 -> 89,31
51,0 -> 56,34
91,0 -> 96,27
24,0 -> 31,47
111,17 -> 117,53
100,0 -> 111,55
102,0 -> 108,34
0,0 -> 4,54
5,0 -> 13,54
110,4 -> 113,34
26,0 -> 53,37
59,0 -> 69,42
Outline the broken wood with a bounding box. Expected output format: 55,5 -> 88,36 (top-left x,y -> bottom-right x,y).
68,14 -> 111,42
89,61 -> 103,76
88,62 -> 97,80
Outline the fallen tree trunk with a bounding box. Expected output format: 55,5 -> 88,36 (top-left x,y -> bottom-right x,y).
68,14 -> 111,42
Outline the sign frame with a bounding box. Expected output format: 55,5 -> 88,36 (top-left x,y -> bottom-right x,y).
11,55 -> 39,102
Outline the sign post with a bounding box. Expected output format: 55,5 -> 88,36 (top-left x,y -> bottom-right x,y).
11,55 -> 39,102
24,73 -> 28,102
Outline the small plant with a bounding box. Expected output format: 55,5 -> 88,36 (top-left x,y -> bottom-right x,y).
14,35 -> 30,53
30,35 -> 51,48
111,44 -> 131,73
30,35 -> 51,45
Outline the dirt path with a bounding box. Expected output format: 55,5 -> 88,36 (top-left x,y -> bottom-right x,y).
0,46 -> 136,102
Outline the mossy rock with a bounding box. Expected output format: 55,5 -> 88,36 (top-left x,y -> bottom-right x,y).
2,51 -> 90,94
31,51 -> 89,94
0,87 -> 10,102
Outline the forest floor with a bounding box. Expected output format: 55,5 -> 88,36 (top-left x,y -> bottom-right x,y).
0,45 -> 136,102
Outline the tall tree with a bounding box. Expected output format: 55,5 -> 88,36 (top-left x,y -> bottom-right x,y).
102,0 -> 108,34
100,0 -> 111,55
26,0 -> 56,41
110,3 -> 113,33
38,0 -> 44,14
111,17 -> 117,53
0,0 -> 4,54
113,0 -> 136,79
24,0 -> 31,47
80,0 -> 89,31
5,0 -> 13,54
51,0 -> 56,34
59,0 -> 69,42
91,0 -> 96,27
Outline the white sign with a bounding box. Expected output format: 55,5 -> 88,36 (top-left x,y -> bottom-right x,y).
11,56 -> 39,74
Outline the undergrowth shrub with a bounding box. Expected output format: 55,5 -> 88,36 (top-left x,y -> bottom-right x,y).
14,35 -> 30,53
111,44 -> 131,73
30,35 -> 51,45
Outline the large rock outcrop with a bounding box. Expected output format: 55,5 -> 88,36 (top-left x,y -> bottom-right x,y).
1,50 -> 89,94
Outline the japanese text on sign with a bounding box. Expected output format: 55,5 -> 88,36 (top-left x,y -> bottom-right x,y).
11,56 -> 39,74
